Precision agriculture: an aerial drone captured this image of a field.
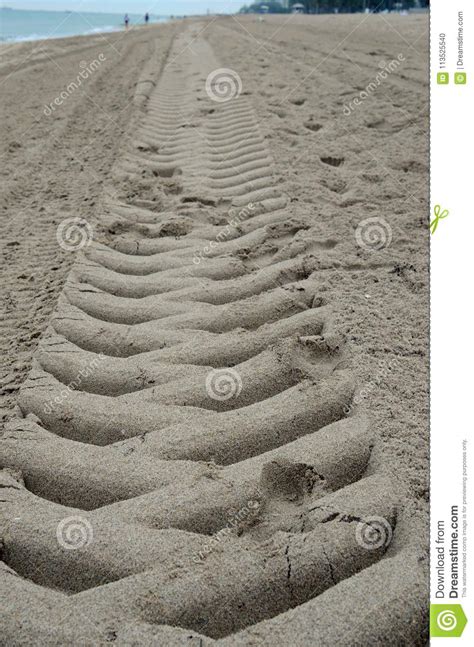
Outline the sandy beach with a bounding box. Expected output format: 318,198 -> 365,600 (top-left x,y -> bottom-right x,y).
1,13 -> 429,645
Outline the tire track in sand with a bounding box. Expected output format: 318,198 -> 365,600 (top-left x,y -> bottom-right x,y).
1,24 -> 425,646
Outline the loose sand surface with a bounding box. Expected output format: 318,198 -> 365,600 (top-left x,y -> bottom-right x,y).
1,13 -> 429,645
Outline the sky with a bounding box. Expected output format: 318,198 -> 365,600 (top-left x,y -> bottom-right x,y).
1,0 -> 245,14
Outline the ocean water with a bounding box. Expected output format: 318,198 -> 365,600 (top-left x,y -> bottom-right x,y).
0,7 -> 169,43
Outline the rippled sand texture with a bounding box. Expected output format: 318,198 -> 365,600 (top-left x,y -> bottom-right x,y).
1,13 -> 428,645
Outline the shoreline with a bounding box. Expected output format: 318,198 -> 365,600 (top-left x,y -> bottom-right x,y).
0,21 -> 171,48
0,7 -> 429,47
0,6 -> 172,46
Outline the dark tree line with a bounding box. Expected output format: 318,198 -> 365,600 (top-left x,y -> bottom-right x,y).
239,0 -> 429,14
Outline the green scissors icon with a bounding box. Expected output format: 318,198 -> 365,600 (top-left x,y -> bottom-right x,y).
430,205 -> 449,234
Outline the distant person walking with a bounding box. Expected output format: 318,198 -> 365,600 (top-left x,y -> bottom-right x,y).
145,12 -> 150,24
124,14 -> 129,29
